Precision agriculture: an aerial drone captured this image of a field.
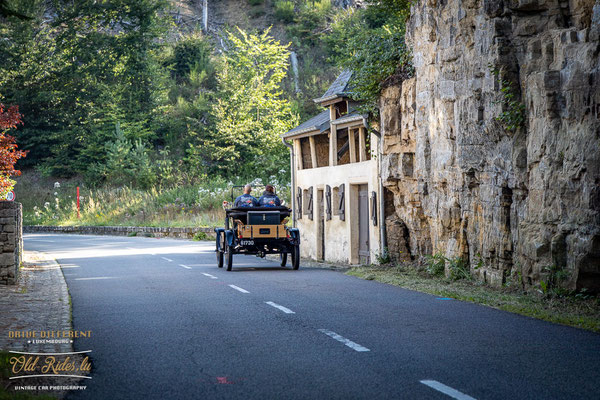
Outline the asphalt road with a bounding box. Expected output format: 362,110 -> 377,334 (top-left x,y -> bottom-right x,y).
24,233 -> 600,400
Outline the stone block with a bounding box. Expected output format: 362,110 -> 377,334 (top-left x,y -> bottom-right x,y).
3,224 -> 15,233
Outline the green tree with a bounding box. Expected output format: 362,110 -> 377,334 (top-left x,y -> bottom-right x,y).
202,27 -> 298,178
0,0 -> 170,177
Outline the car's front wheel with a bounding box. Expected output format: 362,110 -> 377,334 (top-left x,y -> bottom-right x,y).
291,244 -> 300,270
225,245 -> 234,271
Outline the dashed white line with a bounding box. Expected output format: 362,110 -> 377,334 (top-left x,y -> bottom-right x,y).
161,257 -> 173,262
265,301 -> 295,314
420,380 -> 477,400
179,264 -> 192,269
318,329 -> 370,352
74,277 -> 115,281
201,273 -> 218,279
228,285 -> 250,294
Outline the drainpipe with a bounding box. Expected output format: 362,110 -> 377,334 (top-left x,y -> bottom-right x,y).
364,119 -> 387,258
282,137 -> 296,228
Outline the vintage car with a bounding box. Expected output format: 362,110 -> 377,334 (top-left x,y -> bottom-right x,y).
214,187 -> 300,271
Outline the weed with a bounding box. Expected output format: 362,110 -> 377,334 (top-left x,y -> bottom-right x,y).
127,231 -> 138,237
143,232 -> 154,238
425,253 -> 446,277
447,257 -> 471,281
193,231 -> 209,241
375,248 -> 391,265
490,65 -> 526,133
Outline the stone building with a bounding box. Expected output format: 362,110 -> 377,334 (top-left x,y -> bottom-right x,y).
282,71 -> 383,264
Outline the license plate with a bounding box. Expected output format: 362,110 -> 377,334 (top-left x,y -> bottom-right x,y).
240,240 -> 255,246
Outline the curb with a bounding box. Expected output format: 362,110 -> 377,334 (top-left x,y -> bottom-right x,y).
24,225 -> 216,240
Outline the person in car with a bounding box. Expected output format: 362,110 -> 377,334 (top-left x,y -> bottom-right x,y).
234,184 -> 259,207
258,185 -> 281,207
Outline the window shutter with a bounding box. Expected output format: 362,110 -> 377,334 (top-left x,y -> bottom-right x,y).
339,184 -> 345,221
371,191 -> 377,226
325,185 -> 332,220
307,186 -> 314,220
296,187 -> 302,220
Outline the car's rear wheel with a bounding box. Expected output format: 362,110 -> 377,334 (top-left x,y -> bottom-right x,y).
291,244 -> 300,270
280,252 -> 287,267
225,245 -> 233,271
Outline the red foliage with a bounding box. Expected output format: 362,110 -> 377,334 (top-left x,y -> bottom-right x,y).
0,104 -> 28,194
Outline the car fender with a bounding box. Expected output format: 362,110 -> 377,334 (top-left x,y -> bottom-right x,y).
288,228 -> 300,245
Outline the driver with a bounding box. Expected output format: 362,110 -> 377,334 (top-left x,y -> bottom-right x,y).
234,184 -> 259,207
258,185 -> 281,207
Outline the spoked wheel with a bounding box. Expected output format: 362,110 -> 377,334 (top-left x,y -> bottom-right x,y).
280,252 -> 287,267
225,245 -> 234,271
217,250 -> 223,268
291,244 -> 300,270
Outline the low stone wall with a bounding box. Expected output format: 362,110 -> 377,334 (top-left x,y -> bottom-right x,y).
24,225 -> 216,240
0,202 -> 23,285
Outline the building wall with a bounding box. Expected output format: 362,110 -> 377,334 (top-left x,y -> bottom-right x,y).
296,148 -> 381,264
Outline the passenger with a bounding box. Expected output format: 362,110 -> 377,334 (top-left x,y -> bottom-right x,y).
258,185 -> 281,207
234,184 -> 259,208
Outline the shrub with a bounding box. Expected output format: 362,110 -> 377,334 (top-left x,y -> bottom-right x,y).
274,1 -> 295,23
425,253 -> 446,276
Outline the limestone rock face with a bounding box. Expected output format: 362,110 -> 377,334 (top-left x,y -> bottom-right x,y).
381,0 -> 600,290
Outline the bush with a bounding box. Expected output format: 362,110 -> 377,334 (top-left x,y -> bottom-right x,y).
274,1 -> 295,23
425,253 -> 446,276
248,0 -> 264,5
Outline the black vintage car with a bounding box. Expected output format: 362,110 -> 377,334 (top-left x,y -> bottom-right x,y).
214,187 -> 300,271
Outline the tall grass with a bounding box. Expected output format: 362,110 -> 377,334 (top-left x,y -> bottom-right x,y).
17,172 -> 290,228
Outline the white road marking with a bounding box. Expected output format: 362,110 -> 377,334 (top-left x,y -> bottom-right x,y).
265,301 -> 295,314
74,277 -> 115,281
179,264 -> 192,269
161,257 -> 173,262
420,380 -> 477,400
318,329 -> 370,352
228,285 -> 250,294
202,273 -> 218,279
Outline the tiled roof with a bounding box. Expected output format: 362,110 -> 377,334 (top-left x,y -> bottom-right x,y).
331,109 -> 365,125
282,110 -> 330,138
313,70 -> 353,104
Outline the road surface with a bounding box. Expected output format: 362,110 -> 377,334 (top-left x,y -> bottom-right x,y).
24,233 -> 600,400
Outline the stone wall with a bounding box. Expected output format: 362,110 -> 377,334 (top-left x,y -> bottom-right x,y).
0,202 -> 23,285
381,0 -> 600,290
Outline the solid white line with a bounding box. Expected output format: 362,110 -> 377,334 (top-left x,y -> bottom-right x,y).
9,350 -> 92,355
161,257 -> 173,262
318,329 -> 370,352
420,380 -> 477,400
228,284 -> 250,294
10,374 -> 91,380
265,301 -> 295,314
201,273 -> 218,279
74,277 -> 115,281
179,264 -> 192,269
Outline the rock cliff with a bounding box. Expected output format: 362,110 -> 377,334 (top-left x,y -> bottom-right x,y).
381,0 -> 600,290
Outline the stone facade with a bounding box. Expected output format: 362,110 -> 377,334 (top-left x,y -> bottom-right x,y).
0,202 -> 23,285
381,0 -> 600,290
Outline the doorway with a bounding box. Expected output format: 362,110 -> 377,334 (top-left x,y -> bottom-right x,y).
358,184 -> 370,264
317,189 -> 325,261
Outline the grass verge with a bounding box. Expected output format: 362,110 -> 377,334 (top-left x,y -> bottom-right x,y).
347,265 -> 600,333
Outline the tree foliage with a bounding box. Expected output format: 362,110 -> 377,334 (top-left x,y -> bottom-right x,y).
0,104 -> 27,196
204,28 -> 298,177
